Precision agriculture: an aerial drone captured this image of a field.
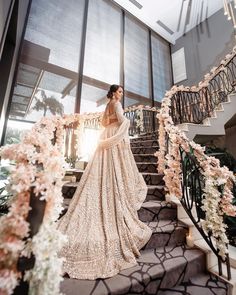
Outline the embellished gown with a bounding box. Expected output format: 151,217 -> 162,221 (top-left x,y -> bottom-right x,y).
57,101 -> 152,280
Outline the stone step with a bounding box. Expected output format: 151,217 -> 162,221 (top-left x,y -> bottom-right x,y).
63,172 -> 164,189
60,208 -> 185,249
130,134 -> 158,142
138,200 -> 177,222
62,181 -> 80,199
60,245 -> 205,295
137,162 -> 158,173
131,146 -> 159,154
157,272 -> 231,294
144,220 -> 188,249
131,139 -> 158,147
134,154 -> 157,163
142,172 -> 164,185
64,169 -> 83,182
146,185 -> 165,201
62,182 -> 165,201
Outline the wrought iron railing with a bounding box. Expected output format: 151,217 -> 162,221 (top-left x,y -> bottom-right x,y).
81,108 -> 159,135
158,46 -> 236,279
180,147 -> 231,280
63,108 -> 159,166
171,53 -> 236,124
124,109 -> 159,136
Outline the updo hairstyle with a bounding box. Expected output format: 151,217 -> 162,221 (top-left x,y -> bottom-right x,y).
107,84 -> 123,99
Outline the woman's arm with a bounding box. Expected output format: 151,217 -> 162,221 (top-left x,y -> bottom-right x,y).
114,102 -> 125,124
101,106 -> 109,127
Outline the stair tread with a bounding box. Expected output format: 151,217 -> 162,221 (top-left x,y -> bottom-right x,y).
131,145 -> 159,148
142,200 -> 176,208
147,184 -> 165,188
62,199 -> 173,209
63,183 -> 165,189
158,272 -> 230,295
133,153 -> 157,156
136,162 -> 157,164
60,246 -> 204,295
131,139 -> 158,143
146,220 -> 187,233
142,172 -> 163,175
63,181 -> 80,187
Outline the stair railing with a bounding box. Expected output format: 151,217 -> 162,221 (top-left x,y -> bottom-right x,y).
179,147 -> 231,280
171,47 -> 236,124
64,106 -> 159,166
0,103 -> 159,294
156,48 -> 236,279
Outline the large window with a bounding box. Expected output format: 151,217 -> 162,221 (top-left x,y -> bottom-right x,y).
124,16 -> 150,107
4,0 -> 173,144
81,0 -> 122,113
152,33 -> 172,102
8,0 -> 85,122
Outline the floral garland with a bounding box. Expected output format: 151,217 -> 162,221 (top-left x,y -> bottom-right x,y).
125,105 -> 159,134
0,104 -> 159,294
0,116 -> 67,295
0,99 -> 162,293
157,46 -> 236,259
134,107 -> 144,133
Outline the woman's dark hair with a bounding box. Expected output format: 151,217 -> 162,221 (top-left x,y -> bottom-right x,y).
107,84 -> 123,99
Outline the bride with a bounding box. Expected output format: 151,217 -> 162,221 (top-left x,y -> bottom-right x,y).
57,84 -> 152,280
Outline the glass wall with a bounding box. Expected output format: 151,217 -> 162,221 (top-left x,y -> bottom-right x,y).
4,0 -> 173,143
81,0 -> 121,113
152,33 -> 173,103
124,15 -> 150,107
8,0 -> 85,123
5,0 -> 85,143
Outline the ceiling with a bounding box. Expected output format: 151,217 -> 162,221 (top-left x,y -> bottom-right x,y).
112,0 -> 224,43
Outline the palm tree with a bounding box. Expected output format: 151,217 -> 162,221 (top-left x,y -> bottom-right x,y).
31,90 -> 64,117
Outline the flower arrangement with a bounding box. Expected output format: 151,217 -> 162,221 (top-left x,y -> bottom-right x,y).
157,46 -> 236,259
0,116 -> 67,295
0,103 -> 160,294
125,105 -> 159,134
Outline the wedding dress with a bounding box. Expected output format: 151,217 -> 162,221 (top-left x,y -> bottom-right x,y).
57,101 -> 152,280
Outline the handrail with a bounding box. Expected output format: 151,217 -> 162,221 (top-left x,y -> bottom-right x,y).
63,106 -> 159,166
171,48 -> 236,124
179,147 -> 231,279
157,111 -> 235,279
0,105 -> 159,294
157,48 -> 236,279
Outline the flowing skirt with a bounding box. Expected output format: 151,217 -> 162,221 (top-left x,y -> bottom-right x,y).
57,119 -> 152,280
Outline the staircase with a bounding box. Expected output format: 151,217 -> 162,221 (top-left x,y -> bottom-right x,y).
178,93 -> 236,143
60,132 -> 230,295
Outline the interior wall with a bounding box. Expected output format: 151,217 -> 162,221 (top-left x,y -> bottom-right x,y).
225,125 -> 236,160
171,8 -> 235,86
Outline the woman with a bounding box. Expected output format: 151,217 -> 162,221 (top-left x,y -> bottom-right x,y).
57,85 -> 152,280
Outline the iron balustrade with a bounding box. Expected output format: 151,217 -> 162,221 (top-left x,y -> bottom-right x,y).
171,54 -> 236,125
63,108 -> 159,166
179,146 -> 231,280
82,109 -> 160,136
124,109 -> 159,136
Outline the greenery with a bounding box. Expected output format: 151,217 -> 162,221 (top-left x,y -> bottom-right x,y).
205,146 -> 236,246
4,127 -> 21,145
205,146 -> 236,173
65,155 -> 81,168
0,165 -> 12,216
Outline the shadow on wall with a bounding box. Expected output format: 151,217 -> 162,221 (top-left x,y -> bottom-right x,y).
197,113 -> 236,161
171,8 -> 236,86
